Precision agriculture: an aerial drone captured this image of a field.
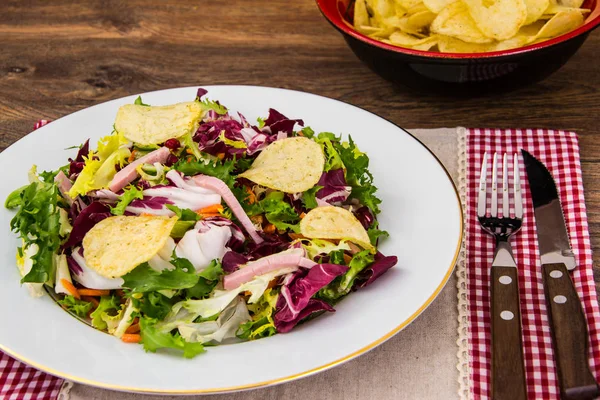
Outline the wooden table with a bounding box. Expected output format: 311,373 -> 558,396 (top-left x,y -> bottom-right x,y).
1,1 -> 599,398
2,2 -> 599,285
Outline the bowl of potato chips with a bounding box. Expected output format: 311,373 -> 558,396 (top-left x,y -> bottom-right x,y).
317,0 -> 599,92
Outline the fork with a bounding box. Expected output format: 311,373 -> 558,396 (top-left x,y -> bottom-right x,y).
477,153 -> 528,400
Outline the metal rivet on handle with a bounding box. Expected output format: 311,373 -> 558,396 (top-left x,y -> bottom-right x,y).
549,270 -> 563,279
499,275 -> 512,285
500,311 -> 514,320
554,295 -> 567,304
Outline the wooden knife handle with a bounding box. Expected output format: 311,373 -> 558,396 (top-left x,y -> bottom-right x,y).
542,263 -> 600,400
491,266 -> 528,400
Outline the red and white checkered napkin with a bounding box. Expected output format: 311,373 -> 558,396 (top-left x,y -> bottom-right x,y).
0,119 -> 63,400
465,128 -> 600,399
0,353 -> 63,400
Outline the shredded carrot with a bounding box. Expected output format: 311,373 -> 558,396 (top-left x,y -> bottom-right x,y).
216,153 -> 225,160
128,150 -> 137,163
263,223 -> 276,234
343,254 -> 352,264
186,156 -> 193,162
186,148 -> 194,155
125,324 -> 141,334
267,278 -> 278,289
61,279 -> 80,299
245,186 -> 257,204
81,296 -> 99,307
140,212 -> 154,217
197,204 -> 224,215
288,233 -> 305,240
199,212 -> 221,218
299,212 -> 306,219
78,289 -> 110,297
121,334 -> 141,343
296,130 -> 304,137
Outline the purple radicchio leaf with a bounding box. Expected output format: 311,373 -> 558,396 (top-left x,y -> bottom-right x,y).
316,169 -> 352,204
354,206 -> 375,230
274,263 -> 348,333
63,202 -> 111,248
196,88 -> 208,99
262,109 -> 304,136
68,139 -> 90,177
221,251 -> 250,273
353,252 -> 398,289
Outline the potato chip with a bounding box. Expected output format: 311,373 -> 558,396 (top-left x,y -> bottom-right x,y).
492,20 -> 545,49
431,2 -> 493,43
458,0 -> 527,40
557,0 -> 584,8
437,35 -> 494,51
83,215 -> 178,278
353,0 -> 586,52
408,10 -> 437,28
535,9 -> 584,39
300,207 -> 376,253
395,0 -> 425,12
115,101 -> 203,145
366,0 -> 397,20
238,137 -> 325,194
524,0 -> 550,24
354,0 -> 372,27
424,0 -> 457,13
389,31 -> 439,49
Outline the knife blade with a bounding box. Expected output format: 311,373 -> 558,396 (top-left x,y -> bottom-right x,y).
522,149 -> 599,400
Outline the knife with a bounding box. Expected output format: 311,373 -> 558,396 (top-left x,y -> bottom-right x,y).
522,150 -> 600,400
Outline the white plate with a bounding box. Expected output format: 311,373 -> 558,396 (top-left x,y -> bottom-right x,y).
0,86 -> 462,394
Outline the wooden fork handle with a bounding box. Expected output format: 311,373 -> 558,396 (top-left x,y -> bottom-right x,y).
491,266 -> 528,400
542,263 -> 600,400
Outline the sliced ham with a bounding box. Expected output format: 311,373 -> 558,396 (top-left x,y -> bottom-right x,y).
109,147 -> 170,192
223,248 -> 316,290
193,174 -> 263,244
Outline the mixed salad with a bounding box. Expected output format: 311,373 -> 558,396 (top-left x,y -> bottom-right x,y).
5,88 -> 397,358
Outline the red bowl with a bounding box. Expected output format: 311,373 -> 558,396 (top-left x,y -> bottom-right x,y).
316,0 -> 600,93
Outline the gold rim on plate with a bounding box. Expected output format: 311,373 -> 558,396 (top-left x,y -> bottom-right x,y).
0,101 -> 464,395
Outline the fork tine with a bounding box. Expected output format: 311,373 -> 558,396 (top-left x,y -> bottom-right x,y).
491,153 -> 498,217
477,152 -> 488,217
514,153 -> 523,219
502,153 -> 509,218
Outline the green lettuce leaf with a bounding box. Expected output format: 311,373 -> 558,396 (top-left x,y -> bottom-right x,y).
184,260 -> 224,299
110,185 -> 144,216
197,98 -> 227,115
318,250 -> 374,302
300,126 -> 315,139
140,317 -> 205,359
315,132 -> 344,172
246,191 -> 300,232
367,221 -> 389,245
236,288 -> 278,340
166,204 -> 200,238
301,185 -> 322,210
9,174 -> 62,283
58,295 -> 93,318
335,136 -> 382,214
5,185 -> 28,209
134,96 -> 149,106
136,291 -> 175,320
90,295 -> 122,330
303,239 -> 350,260
122,257 -> 200,293
219,131 -> 246,149
174,158 -> 236,188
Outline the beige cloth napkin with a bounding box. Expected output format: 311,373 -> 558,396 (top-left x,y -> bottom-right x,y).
61,128 -> 462,400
